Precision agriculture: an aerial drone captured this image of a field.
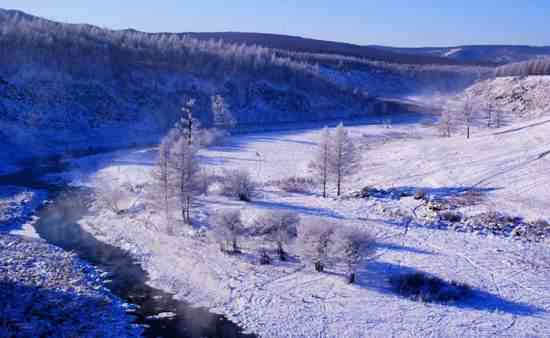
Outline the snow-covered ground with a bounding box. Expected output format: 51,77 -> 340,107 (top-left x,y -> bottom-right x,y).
0,186 -> 48,237
0,234 -> 142,337
0,185 -> 142,337
459,76 -> 550,122
59,114 -> 550,337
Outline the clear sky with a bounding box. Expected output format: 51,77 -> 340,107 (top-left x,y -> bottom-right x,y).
3,0 -> 549,47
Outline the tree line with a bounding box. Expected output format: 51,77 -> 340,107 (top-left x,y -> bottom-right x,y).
495,58 -> 550,77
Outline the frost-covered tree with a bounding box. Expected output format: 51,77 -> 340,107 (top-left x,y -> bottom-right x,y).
221,169 -> 257,202
169,135 -> 201,224
150,129 -> 179,222
459,97 -> 481,139
254,211 -> 300,261
335,227 -> 376,284
493,107 -> 505,129
211,95 -> 236,131
308,127 -> 331,198
298,219 -> 336,272
211,209 -> 245,253
164,97 -> 205,224
329,123 -> 360,196
438,108 -> 454,137
176,98 -> 201,146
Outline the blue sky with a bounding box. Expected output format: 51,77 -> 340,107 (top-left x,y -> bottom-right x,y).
3,0 -> 549,47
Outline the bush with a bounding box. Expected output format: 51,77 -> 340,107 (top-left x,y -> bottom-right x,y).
274,177 -> 315,193
298,219 -> 337,272
389,273 -> 471,303
253,211 -> 300,261
440,211 -> 462,223
221,169 -> 257,202
334,226 -> 377,284
210,209 -> 245,253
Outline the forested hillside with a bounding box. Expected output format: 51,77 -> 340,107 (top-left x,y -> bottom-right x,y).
0,9 -> 488,167
495,58 -> 550,77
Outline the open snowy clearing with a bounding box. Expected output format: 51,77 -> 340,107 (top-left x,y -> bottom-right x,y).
60,115 -> 550,337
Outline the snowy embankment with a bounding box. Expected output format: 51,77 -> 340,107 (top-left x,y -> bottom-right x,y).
0,234 -> 142,337
0,187 -> 142,337
60,116 -> 550,337
0,186 -> 47,237
459,75 -> 550,121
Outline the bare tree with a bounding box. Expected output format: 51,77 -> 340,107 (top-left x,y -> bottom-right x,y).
335,227 -> 376,284
176,98 -> 201,146
493,107 -> 504,129
298,219 -> 336,272
211,95 -> 236,131
308,127 -> 331,198
459,96 -> 482,139
221,169 -> 257,202
329,123 -> 360,196
211,209 -> 245,253
438,108 -> 454,137
150,129 -> 179,222
254,211 -> 300,261
170,136 -> 201,224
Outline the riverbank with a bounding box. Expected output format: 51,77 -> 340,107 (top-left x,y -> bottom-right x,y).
0,234 -> 142,337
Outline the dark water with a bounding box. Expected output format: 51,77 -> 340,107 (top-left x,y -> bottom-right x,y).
2,161 -> 255,338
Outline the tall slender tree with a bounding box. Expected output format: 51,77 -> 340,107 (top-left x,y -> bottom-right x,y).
309,127 -> 331,198
329,123 -> 360,197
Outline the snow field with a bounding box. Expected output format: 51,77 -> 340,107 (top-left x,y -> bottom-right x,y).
65,115 -> 550,337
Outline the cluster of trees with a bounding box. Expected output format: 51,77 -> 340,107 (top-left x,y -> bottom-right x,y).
0,10 -> 323,86
495,58 -> 550,77
438,96 -> 505,138
150,95 -> 239,230
210,209 -> 376,284
309,123 -> 361,197
298,219 -> 376,283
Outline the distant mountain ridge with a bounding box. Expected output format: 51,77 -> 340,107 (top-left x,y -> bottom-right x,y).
369,45 -> 550,65
172,32 -> 489,66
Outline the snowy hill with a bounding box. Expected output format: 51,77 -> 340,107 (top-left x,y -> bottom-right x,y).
0,8 -> 490,173
458,76 -> 550,121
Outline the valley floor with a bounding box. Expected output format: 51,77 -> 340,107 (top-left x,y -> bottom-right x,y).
48,115 -> 550,337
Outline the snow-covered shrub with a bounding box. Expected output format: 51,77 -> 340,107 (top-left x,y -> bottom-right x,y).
274,176 -> 315,194
221,169 -> 257,202
254,211 -> 300,261
210,209 -> 245,253
298,219 -> 337,272
94,178 -> 132,215
389,273 -> 471,303
439,211 -> 462,223
334,227 -> 377,284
